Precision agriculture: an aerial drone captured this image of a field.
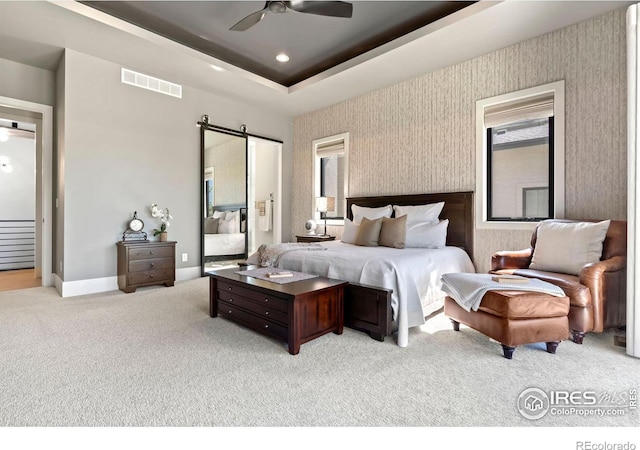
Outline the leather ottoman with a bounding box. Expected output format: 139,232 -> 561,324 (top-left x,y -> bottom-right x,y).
444,290 -> 570,359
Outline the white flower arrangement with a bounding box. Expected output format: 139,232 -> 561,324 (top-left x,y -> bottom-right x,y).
150,203 -> 172,236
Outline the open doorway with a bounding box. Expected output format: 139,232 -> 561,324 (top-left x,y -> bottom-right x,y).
247,136 -> 282,254
0,118 -> 38,291
0,97 -> 53,292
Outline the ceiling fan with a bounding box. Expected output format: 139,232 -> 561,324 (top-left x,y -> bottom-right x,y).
230,1 -> 353,31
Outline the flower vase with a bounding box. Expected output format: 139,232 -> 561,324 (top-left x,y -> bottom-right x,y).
159,231 -> 168,242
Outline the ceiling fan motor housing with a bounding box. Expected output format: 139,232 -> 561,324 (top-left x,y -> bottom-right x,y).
268,2 -> 287,14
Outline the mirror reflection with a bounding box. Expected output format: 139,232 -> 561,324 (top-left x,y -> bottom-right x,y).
202,129 -> 247,272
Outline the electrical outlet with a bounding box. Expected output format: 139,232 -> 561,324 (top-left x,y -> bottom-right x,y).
182,253 -> 188,262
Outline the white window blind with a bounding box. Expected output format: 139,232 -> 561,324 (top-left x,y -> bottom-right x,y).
484,93 -> 554,128
315,141 -> 344,157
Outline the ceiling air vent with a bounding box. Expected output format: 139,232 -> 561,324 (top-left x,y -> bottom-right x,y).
121,68 -> 182,99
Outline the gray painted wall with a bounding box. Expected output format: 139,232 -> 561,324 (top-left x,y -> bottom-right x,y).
292,8 -> 627,273
57,49 -> 292,282
0,57 -> 55,106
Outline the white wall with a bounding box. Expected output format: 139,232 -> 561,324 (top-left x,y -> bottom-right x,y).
0,135 -> 35,219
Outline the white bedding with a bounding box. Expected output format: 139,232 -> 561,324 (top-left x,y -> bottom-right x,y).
266,241 -> 476,347
205,233 -> 245,256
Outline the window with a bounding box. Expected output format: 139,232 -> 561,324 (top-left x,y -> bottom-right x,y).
476,81 -> 565,229
313,133 -> 349,224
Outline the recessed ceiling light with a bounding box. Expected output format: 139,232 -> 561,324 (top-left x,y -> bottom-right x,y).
276,53 -> 289,63
210,64 -> 225,72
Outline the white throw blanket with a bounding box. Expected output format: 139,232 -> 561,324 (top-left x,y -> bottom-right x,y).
247,243 -> 327,267
440,273 -> 566,312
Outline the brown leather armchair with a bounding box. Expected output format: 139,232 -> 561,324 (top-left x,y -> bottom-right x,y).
490,219 -> 627,344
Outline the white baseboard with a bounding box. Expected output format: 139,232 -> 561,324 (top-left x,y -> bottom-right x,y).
176,266 -> 202,281
54,266 -> 203,297
57,275 -> 119,297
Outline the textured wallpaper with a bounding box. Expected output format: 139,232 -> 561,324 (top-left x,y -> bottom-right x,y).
292,9 -> 627,273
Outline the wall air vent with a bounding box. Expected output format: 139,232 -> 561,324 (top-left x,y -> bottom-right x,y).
121,68 -> 182,99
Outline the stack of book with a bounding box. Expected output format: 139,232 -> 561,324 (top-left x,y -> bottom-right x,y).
266,271 -> 293,279
491,274 -> 530,284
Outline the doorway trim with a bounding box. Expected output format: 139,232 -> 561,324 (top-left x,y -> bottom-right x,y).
0,95 -> 53,287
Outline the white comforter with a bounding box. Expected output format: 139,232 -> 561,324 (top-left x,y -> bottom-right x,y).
253,241 -> 476,347
205,233 -> 245,256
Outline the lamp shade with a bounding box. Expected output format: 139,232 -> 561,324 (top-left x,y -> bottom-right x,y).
316,197 -> 328,213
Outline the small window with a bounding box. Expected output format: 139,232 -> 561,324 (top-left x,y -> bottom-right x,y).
320,154 -> 345,220
313,133 -> 349,225
487,117 -> 553,221
476,81 -> 565,230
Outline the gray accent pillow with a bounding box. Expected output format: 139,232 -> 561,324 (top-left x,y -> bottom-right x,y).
354,217 -> 383,247
379,215 -> 407,249
205,217 -> 219,234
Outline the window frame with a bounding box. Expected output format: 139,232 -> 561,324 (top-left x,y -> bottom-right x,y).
312,132 -> 349,226
475,80 -> 565,230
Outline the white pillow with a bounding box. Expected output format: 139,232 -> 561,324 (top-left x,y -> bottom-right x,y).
212,210 -> 226,220
405,219 -> 449,248
393,202 -> 444,225
351,204 -> 392,224
218,216 -> 237,234
341,219 -> 359,244
530,220 -> 611,275
225,210 -> 241,233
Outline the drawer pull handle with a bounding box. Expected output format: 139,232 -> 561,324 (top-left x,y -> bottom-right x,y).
264,298 -> 269,302
150,263 -> 155,267
228,287 -> 232,291
228,310 -> 232,314
229,298 -> 233,302
150,274 -> 154,278
150,251 -> 155,255
264,324 -> 269,329
265,311 -> 269,315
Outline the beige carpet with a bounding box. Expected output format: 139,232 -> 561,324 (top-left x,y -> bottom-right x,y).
0,277 -> 638,429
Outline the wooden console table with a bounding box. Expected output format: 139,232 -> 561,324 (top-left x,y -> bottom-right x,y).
208,267 -> 347,354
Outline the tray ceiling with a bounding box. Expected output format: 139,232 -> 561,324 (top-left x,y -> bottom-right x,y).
81,1 -> 475,87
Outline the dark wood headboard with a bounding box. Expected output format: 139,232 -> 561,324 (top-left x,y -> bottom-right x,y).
346,192 -> 474,259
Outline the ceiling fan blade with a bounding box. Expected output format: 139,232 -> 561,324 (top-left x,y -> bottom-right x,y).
285,1 -> 353,18
230,8 -> 268,31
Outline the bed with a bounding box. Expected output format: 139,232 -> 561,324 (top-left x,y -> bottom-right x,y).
250,192 -> 477,348
204,205 -> 247,262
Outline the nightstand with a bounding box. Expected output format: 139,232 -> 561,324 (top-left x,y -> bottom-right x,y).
296,235 -> 336,243
116,240 -> 176,293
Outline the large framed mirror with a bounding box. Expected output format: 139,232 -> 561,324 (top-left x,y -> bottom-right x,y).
199,117 -> 284,275
200,123 -> 248,274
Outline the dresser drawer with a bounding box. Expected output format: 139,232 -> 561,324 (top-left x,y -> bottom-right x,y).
218,301 -> 288,340
128,246 -> 173,260
128,268 -> 174,285
217,281 -> 288,313
129,257 -> 174,273
218,290 -> 288,325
